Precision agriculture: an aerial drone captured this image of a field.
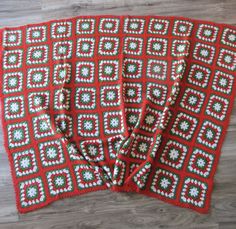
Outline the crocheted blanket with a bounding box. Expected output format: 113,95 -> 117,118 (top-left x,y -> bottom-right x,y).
0,15 -> 236,214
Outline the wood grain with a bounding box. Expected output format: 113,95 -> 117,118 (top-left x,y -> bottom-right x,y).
0,1 -> 236,228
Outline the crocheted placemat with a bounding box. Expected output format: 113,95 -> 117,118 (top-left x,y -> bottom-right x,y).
0,15 -> 235,214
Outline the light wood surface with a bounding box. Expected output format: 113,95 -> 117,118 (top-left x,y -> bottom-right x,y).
0,1 -> 236,228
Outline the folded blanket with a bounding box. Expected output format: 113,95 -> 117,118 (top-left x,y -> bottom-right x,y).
0,15 -> 235,214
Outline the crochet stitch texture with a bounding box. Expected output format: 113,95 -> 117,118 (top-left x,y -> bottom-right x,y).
0,15 -> 236,214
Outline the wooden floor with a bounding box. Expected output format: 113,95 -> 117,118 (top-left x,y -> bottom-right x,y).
0,0 -> 236,228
